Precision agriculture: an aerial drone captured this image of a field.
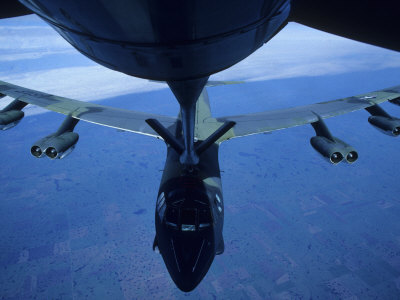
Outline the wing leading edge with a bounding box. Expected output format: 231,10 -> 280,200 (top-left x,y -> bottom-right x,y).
210,85 -> 400,141
0,80 -> 177,138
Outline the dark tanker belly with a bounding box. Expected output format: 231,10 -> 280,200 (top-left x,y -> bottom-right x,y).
20,0 -> 290,80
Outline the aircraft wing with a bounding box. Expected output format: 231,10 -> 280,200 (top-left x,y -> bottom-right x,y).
214,85 -> 400,141
0,80 -> 177,138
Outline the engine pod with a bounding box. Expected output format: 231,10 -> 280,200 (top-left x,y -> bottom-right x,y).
310,136 -> 344,164
368,116 -> 400,136
45,132 -> 79,159
0,110 -> 24,130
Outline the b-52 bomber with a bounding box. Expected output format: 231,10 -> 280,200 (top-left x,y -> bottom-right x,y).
1,0 -> 400,292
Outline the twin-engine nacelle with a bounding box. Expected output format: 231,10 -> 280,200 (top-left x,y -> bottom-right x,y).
310,136 -> 358,164
368,116 -> 400,136
366,104 -> 400,137
310,115 -> 358,165
0,99 -> 27,130
31,131 -> 79,159
0,110 -> 25,130
31,115 -> 80,160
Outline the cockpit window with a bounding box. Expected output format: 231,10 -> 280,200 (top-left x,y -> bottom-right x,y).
215,194 -> 222,214
199,208 -> 211,229
161,188 -> 213,232
165,206 -> 179,229
181,208 -> 196,231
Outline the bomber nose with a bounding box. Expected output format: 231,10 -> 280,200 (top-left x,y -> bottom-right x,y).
174,237 -> 204,273
176,276 -> 200,292
171,237 -> 213,292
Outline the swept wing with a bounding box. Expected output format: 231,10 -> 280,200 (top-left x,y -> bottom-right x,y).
211,86 -> 400,141
0,80 -> 177,138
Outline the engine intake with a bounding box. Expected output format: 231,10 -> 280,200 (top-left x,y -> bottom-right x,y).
30,134 -> 55,158
31,145 -> 44,158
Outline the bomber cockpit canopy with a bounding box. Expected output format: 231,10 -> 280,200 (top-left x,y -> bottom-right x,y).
156,189 -> 212,232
